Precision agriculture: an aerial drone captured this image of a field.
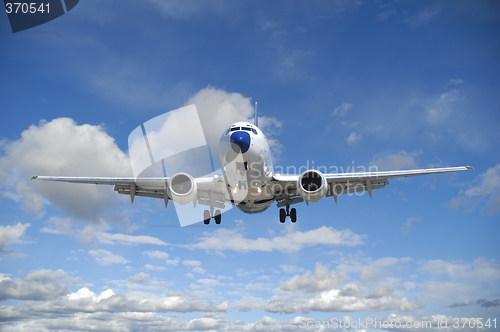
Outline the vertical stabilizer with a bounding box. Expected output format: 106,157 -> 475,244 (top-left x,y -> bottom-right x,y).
254,102 -> 258,127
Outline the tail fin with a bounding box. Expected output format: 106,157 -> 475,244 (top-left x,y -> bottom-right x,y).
254,102 -> 258,127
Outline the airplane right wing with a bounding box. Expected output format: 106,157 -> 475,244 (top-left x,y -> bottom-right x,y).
32,173 -> 230,210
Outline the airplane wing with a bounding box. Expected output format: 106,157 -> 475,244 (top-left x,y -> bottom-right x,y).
271,166 -> 473,207
32,174 -> 228,209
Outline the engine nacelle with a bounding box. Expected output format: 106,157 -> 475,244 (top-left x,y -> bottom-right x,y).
167,173 -> 197,205
297,170 -> 327,203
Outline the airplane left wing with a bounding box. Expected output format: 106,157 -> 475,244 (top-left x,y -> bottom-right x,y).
271,166 -> 473,206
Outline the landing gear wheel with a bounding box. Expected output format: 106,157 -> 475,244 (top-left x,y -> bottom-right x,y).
279,208 -> 286,223
214,210 -> 221,224
203,210 -> 210,225
290,208 -> 297,223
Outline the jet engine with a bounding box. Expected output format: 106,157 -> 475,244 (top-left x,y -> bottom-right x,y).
167,173 -> 198,205
297,170 -> 327,202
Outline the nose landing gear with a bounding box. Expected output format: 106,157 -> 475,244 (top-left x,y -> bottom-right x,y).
279,205 -> 297,223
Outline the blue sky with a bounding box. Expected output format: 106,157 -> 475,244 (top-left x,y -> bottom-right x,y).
1,0 -> 499,330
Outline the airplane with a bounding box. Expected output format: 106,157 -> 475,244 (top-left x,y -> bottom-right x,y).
33,104 -> 473,225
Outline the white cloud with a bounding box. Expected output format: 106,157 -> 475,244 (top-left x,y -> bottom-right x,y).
449,164 -> 500,215
183,86 -> 284,160
401,216 -> 421,235
266,290 -> 417,313
127,272 -> 151,284
0,222 -> 30,255
370,150 -> 421,171
147,0 -> 230,19
184,86 -> 254,145
192,267 -> 206,275
365,286 -> 394,298
359,257 -> 404,281
345,131 -> 362,146
182,260 -> 201,267
0,270 -> 69,301
335,255 -> 412,282
0,118 -> 131,221
279,264 -> 305,274
196,278 -> 219,287
426,89 -> 462,125
419,257 -> 500,281
333,102 -> 353,117
280,262 -> 348,292
166,259 -> 179,266
446,78 -> 466,87
144,264 -> 166,271
142,250 -> 169,260
98,233 -> 169,246
185,226 -> 366,253
88,249 -> 131,266
340,283 -> 361,295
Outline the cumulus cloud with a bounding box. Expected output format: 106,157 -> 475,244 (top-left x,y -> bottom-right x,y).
345,131 -> 362,146
449,164 -> 500,215
370,150 -> 421,171
365,286 -> 394,299
88,249 -> 131,266
0,270 -> 69,301
0,118 -> 131,221
0,285 -> 229,330
144,264 -> 166,271
335,255 -> 412,282
166,259 -> 179,266
142,250 -> 169,260
266,290 -> 417,313
184,86 -> 284,159
127,272 -> 151,284
192,267 -> 206,275
340,283 -> 361,295
419,257 -> 500,281
0,222 -> 30,255
182,260 -> 201,267
0,309 -> 326,332
280,262 -> 348,292
184,226 -> 366,253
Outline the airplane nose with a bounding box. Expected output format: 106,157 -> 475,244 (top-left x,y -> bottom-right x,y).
230,131 -> 251,154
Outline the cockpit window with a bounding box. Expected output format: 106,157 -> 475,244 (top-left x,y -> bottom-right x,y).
224,128 -> 230,135
242,127 -> 251,131
230,127 -> 240,132
252,129 -> 257,135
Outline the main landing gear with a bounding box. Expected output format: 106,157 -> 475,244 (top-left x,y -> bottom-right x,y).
279,205 -> 297,223
204,209 -> 221,225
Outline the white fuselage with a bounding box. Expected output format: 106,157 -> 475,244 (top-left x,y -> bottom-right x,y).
219,121 -> 275,214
